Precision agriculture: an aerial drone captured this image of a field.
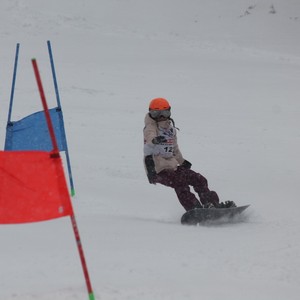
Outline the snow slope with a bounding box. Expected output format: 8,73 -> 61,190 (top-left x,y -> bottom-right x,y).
0,0 -> 300,299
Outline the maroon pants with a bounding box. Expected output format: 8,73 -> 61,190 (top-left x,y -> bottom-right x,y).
154,167 -> 218,211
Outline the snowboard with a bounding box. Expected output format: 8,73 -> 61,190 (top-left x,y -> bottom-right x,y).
181,205 -> 250,225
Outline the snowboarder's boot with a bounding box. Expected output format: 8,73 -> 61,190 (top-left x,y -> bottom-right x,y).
203,202 -> 216,209
216,200 -> 237,208
199,191 -> 220,207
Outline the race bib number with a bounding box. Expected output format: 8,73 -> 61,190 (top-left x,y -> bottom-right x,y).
155,142 -> 174,158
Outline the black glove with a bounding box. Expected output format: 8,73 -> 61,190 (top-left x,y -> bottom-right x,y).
145,155 -> 157,184
181,160 -> 192,169
152,136 -> 167,144
147,172 -> 157,184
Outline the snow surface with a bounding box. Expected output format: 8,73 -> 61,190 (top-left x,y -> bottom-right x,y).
1,0 -> 300,299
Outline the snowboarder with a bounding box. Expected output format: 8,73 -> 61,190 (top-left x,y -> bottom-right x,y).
143,97 -> 236,211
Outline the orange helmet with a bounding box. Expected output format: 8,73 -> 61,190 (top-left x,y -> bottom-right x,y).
149,98 -> 171,111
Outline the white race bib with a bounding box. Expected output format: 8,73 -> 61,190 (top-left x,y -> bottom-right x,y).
155,126 -> 176,158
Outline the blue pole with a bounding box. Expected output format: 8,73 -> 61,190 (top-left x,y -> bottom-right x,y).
47,40 -> 62,108
7,43 -> 20,125
47,40 -> 75,196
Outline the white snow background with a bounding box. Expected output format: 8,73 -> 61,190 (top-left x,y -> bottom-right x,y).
1,0 -> 300,299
